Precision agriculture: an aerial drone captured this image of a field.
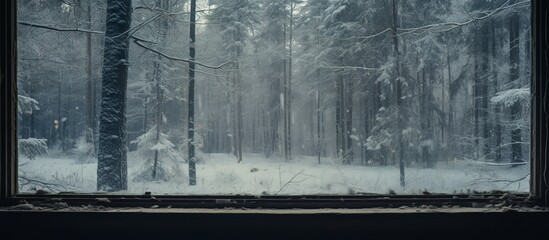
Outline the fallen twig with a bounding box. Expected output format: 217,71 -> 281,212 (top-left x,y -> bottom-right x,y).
276,170 -> 305,194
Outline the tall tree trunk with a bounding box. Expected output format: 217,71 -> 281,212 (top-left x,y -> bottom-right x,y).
226,91 -> 232,155
316,90 -> 321,164
236,61 -> 243,163
287,2 -> 293,161
509,10 -> 523,163
57,71 -> 61,147
473,36 -> 480,158
420,67 -> 432,168
481,25 -> 491,159
344,75 -> 353,164
335,76 -> 343,158
362,85 -> 370,166
447,46 -> 453,144
341,76 -> 347,160
441,62 -> 445,145
143,96 -> 149,135
187,0 -> 197,185
152,59 -> 161,179
97,0 -> 132,191
152,0 -> 169,180
491,21 -> 502,163
65,78 -> 72,151
374,67 -> 383,165
314,18 -> 322,164
85,0 -> 95,156
392,0 -> 405,187
283,19 -> 289,161
27,76 -> 35,138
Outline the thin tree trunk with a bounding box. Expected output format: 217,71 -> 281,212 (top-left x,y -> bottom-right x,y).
236,62 -> 243,163
187,0 -> 197,185
491,21 -> 502,163
287,2 -> 293,161
152,58 -> 162,180
28,75 -> 35,138
341,75 -> 347,160
57,71 -> 61,147
143,97 -> 148,134
447,47 -> 453,143
66,78 -> 72,151
315,18 -> 322,164
421,67 -> 431,167
509,11 -> 523,163
226,91 -> 232,155
392,0 -> 405,187
317,90 -> 321,164
481,25 -> 491,159
335,76 -> 343,158
283,20 -> 288,161
441,60 -> 445,145
84,0 -> 95,158
362,87 -> 369,166
474,36 -> 480,158
345,76 -> 353,164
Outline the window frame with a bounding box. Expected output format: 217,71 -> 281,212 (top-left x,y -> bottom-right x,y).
1,0 -> 547,209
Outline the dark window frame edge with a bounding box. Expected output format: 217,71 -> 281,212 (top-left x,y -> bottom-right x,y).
1,0 -> 547,210
530,0 -> 549,206
1,0 -> 18,206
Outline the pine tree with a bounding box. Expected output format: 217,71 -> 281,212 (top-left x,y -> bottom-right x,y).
132,126 -> 182,182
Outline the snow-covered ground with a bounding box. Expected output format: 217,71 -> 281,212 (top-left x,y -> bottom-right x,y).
18,151 -> 529,195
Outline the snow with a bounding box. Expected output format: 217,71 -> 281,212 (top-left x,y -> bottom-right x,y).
17,95 -> 40,115
18,138 -> 48,159
150,143 -> 170,150
490,88 -> 529,107
18,152 -> 529,195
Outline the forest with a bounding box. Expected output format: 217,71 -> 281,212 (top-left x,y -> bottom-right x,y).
16,0 -> 531,194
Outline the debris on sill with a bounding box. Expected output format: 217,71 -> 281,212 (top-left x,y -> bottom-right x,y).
95,198 -> 111,203
3,202 -> 42,211
1,193 -> 547,212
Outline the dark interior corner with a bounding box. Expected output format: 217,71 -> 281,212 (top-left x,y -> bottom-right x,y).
2,0 -> 549,239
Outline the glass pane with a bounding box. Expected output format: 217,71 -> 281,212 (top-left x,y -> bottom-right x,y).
17,0 -> 531,195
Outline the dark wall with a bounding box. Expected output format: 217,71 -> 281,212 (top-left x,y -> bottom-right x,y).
0,210 -> 548,240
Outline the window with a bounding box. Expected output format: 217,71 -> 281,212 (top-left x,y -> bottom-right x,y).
2,0 -> 548,209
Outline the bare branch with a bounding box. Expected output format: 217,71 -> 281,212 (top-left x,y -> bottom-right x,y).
134,5 -> 216,15
319,65 -> 380,71
18,176 -> 64,192
459,173 -> 530,190
18,21 -> 104,34
133,39 -> 232,69
276,170 -> 305,194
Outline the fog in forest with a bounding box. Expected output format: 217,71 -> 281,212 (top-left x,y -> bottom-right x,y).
17,0 -> 531,194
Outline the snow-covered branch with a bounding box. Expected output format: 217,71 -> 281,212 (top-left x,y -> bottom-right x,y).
491,88 -> 530,107
397,0 -> 529,36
